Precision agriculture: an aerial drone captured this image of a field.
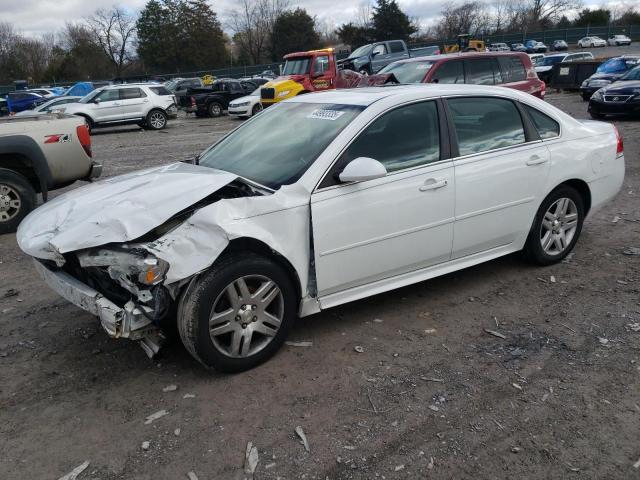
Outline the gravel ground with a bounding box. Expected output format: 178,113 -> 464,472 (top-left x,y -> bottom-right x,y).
0,89 -> 639,480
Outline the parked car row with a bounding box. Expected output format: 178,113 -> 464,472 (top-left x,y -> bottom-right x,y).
508,35 -> 632,54
580,56 -> 640,100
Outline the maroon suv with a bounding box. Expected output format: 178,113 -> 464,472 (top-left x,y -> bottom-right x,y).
378,52 -> 546,99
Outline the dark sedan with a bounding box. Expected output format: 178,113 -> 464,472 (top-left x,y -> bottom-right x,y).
588,67 -> 640,118
581,56 -> 640,100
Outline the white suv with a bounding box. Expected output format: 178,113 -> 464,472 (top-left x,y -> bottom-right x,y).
60,84 -> 178,132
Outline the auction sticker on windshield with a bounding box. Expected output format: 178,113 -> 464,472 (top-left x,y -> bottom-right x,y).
307,109 -> 346,121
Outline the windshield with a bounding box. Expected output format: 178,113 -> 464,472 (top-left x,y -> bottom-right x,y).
539,56 -> 565,66
379,61 -> 434,83
597,58 -> 628,73
164,79 -> 179,91
199,102 -> 364,188
282,58 -> 311,75
621,66 -> 640,81
79,89 -> 102,103
349,44 -> 372,58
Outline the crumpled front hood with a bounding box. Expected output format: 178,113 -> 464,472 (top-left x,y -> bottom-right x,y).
17,162 -> 237,261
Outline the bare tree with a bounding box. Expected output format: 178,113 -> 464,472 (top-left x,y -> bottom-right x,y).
85,6 -> 136,77
228,0 -> 289,64
434,2 -> 491,39
526,0 -> 582,28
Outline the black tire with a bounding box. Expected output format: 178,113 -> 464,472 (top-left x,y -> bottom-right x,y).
251,103 -> 262,116
207,101 -> 223,117
589,111 -> 605,120
177,252 -> 297,373
145,109 -> 167,130
0,168 -> 36,234
523,185 -> 585,266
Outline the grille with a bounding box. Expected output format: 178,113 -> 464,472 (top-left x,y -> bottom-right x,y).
604,95 -> 632,102
261,88 -> 275,100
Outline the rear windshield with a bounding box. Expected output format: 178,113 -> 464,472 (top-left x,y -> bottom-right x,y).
149,86 -> 172,95
539,56 -> 565,66
378,61 -> 434,83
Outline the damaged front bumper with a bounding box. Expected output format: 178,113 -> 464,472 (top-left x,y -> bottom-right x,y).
33,260 -> 164,357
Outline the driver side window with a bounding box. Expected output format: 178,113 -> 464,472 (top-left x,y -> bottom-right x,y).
372,44 -> 387,55
340,101 -> 441,174
96,90 -> 120,102
313,56 -> 329,75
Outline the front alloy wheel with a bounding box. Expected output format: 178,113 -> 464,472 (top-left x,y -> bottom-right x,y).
178,252 -> 296,372
0,168 -> 36,234
209,275 -> 284,358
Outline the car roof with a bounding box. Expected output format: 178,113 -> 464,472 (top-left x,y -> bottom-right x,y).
386,51 -> 527,66
103,83 -> 160,89
286,84 -> 530,107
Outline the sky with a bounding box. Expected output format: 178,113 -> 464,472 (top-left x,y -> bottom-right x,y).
3,0 -> 470,38
0,0 -> 608,39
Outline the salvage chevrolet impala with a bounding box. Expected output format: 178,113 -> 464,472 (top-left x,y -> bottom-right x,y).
17,85 -> 625,372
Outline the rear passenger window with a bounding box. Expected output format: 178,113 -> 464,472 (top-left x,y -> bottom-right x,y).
389,41 -> 405,53
432,61 -> 464,84
465,59 -> 495,85
497,57 -> 526,82
120,88 -> 146,99
524,105 -> 560,139
340,101 -> 440,172
150,86 -> 171,95
448,97 -> 526,156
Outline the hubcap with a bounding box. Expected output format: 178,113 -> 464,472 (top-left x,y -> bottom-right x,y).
0,184 -> 21,222
540,197 -> 578,256
211,104 -> 221,115
209,275 -> 284,358
150,112 -> 165,128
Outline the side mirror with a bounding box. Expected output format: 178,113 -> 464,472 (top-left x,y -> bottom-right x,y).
339,157 -> 387,183
371,51 -> 380,57
93,98 -> 101,104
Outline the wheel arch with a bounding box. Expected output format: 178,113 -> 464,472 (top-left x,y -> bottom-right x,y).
222,237 -> 303,302
558,178 -> 591,215
0,136 -> 52,198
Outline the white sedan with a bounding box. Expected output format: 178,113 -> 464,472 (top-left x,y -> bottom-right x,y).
228,88 -> 262,118
17,85 -> 625,372
608,35 -> 631,46
578,36 -> 607,48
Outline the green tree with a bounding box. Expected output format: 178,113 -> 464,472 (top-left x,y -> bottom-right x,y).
371,0 -> 417,41
137,0 -> 227,73
271,8 -> 320,60
573,8 -> 611,27
335,23 -> 374,47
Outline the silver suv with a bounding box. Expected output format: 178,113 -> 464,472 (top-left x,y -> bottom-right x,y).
60,83 -> 178,132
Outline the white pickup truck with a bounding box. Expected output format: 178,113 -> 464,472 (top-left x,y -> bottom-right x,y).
0,113 -> 101,233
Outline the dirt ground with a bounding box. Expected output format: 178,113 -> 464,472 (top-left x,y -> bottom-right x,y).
1,91 -> 639,480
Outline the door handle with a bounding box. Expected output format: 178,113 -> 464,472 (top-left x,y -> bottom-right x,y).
526,155 -> 548,166
419,178 -> 448,191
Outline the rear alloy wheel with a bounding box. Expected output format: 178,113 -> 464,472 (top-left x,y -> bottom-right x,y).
178,252 -> 296,372
146,110 -> 167,130
208,102 -> 223,117
524,186 -> 584,265
0,168 -> 36,234
251,103 -> 263,116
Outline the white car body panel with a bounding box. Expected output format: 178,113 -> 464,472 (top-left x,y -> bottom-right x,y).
228,94 -> 261,117
18,84 -> 625,327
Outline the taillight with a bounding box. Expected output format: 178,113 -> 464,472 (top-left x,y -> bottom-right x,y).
190,96 -> 196,107
614,126 -> 623,157
76,124 -> 92,158
540,81 -> 546,98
